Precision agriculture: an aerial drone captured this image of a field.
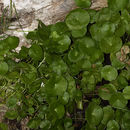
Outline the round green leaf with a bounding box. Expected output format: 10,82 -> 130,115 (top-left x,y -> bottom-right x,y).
123,86 -> 130,100
50,32 -> 71,53
66,8 -> 90,30
115,110 -> 123,123
100,36 -> 122,53
102,106 -> 114,125
77,37 -> 96,52
19,46 -> 29,59
51,22 -> 70,35
40,120 -> 51,129
115,23 -> 126,37
116,75 -> 128,90
91,23 -> 116,41
107,120 -> 119,130
74,0 -> 91,8
90,24 -> 101,41
88,9 -> 99,23
85,102 -> 103,126
54,76 -> 68,96
101,65 -> 118,81
0,40 -> 9,55
98,84 -> 117,100
57,35 -> 71,52
29,44 -> 43,61
6,96 -> 17,108
66,74 -> 76,100
68,47 -> 84,62
90,22 -> 117,42
97,8 -> 114,22
64,118 -> 72,128
26,30 -> 39,40
54,105 -> 65,119
110,52 -> 125,70
0,62 -> 8,75
109,92 -> 128,109
5,110 -> 18,120
28,107 -> 35,114
86,47 -> 104,63
60,92 -> 69,105
79,60 -> 91,70
71,27 -> 87,38
50,57 -> 68,75
5,36 -> 19,49
121,111 -> 130,130
28,119 -> 40,129
108,0 -> 128,11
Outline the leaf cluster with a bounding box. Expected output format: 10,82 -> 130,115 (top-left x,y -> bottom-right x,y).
0,0 -> 130,129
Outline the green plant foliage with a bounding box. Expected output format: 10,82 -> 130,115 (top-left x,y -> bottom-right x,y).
109,92 -> 128,109
121,111 -> 130,130
85,102 -> 103,126
68,47 -> 84,62
0,123 -> 8,130
29,44 -> 44,61
5,110 -> 18,120
75,0 -> 91,8
99,36 -> 122,53
101,65 -> 118,81
0,0 -> 130,129
98,84 -> 117,100
0,62 -> 8,75
5,36 -> 19,50
123,86 -> 130,99
108,0 -> 128,11
110,52 -> 125,70
65,8 -> 90,38
107,120 -> 119,130
101,106 -> 114,125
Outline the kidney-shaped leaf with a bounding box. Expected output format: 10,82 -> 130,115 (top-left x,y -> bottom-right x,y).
121,111 -> 130,130
98,84 -> 117,100
54,105 -> 65,119
77,36 -> 96,50
108,0 -> 128,11
54,76 -> 68,96
123,86 -> 130,100
101,65 -> 118,81
49,56 -> 68,75
6,96 -> 17,108
66,8 -> 90,30
68,47 -> 84,62
110,52 -> 125,70
5,36 -> 19,49
100,36 -> 122,53
56,35 -> 71,53
85,102 -> 103,126
109,92 -> 128,109
107,120 -> 119,130
71,27 -> 87,38
29,44 -> 44,61
102,106 -> 114,125
5,110 -> 18,120
50,32 -> 71,53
